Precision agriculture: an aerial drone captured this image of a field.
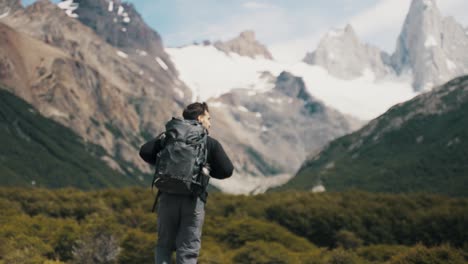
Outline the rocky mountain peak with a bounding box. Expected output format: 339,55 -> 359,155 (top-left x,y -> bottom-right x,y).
392,0 -> 468,91
344,23 -> 354,33
239,30 -> 256,41
275,71 -> 323,115
412,0 -> 437,10
0,0 -> 192,180
69,0 -> 169,64
0,0 -> 21,17
323,24 -> 358,42
275,72 -> 310,100
204,71 -> 359,189
304,24 -> 392,79
28,0 -> 60,12
214,30 -> 274,60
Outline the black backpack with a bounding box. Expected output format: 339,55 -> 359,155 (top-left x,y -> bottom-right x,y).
151,118 -> 210,205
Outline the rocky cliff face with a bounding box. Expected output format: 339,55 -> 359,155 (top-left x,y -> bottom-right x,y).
304,0 -> 468,91
303,25 -> 393,79
214,31 -> 274,60
392,0 -> 468,91
207,71 -> 361,179
0,0 -> 21,17
0,0 -> 361,192
72,0 -> 177,75
0,0 -> 191,179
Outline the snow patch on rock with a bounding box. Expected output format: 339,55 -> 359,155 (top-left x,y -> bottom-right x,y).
108,1 -> 114,12
116,50 -> 128,59
0,7 -> 10,19
155,57 -> 169,71
57,0 -> 79,18
424,36 -> 438,48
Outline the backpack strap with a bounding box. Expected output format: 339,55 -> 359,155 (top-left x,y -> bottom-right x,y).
198,133 -> 209,203
151,190 -> 162,213
150,131 -> 166,213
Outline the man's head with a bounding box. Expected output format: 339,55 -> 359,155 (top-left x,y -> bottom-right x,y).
183,102 -> 211,130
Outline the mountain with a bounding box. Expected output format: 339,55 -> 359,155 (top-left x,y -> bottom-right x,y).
392,0 -> 468,91
0,0 -> 20,17
276,75 -> 468,196
0,0 -> 191,182
0,87 -> 139,189
303,24 -> 393,79
167,44 -> 416,121
213,30 -> 274,60
72,0 -> 178,75
206,71 -> 361,193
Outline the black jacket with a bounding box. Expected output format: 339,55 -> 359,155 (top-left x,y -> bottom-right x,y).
139,135 -> 234,179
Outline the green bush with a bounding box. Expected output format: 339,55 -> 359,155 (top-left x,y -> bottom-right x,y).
356,244 -> 410,262
390,244 -> 466,264
1,188 -> 468,263
233,241 -> 301,264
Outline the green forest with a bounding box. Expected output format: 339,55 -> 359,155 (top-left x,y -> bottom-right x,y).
1,188 -> 467,264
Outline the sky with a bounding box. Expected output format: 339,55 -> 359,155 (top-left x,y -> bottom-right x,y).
22,0 -> 468,62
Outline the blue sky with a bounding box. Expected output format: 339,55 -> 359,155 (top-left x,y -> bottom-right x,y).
22,0 -> 468,62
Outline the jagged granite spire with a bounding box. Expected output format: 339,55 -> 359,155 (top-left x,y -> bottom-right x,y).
392,0 -> 468,90
303,24 -> 393,79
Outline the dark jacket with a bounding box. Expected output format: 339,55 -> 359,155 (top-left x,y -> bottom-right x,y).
139,135 -> 234,179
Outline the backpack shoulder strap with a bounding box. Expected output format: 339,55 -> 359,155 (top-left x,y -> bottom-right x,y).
151,190 -> 162,213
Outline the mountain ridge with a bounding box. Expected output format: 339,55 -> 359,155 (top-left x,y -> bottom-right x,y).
0,87 -> 140,189
275,75 -> 468,196
303,0 -> 468,91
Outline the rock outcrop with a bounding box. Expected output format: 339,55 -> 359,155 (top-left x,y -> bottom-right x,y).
392,0 -> 468,90
303,24 -> 393,79
0,0 -> 191,179
214,30 -> 274,60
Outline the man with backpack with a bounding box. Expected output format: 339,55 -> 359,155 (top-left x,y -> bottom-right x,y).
139,102 -> 234,264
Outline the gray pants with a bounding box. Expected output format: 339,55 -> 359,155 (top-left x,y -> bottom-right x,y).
155,192 -> 205,264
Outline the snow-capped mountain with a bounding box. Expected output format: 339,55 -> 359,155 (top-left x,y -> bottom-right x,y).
167,45 -> 416,121
206,71 -> 361,193
0,0 -> 360,194
392,0 -> 468,91
167,43 -> 415,193
303,0 -> 468,91
303,24 -> 394,79
213,30 -> 274,60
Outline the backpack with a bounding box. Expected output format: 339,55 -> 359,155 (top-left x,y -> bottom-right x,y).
152,117 -> 209,198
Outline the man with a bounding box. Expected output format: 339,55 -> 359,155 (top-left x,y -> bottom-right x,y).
139,102 -> 234,264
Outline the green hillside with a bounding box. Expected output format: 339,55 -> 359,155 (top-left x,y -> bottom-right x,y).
0,88 -> 140,189
277,75 -> 468,196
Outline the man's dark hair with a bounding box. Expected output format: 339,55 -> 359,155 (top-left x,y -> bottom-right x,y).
183,102 -> 209,120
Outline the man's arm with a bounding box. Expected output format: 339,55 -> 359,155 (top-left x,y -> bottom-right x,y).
208,137 -> 234,179
139,137 -> 163,165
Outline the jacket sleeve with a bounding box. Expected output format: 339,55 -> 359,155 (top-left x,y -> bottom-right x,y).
208,137 -> 234,179
139,138 -> 163,165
